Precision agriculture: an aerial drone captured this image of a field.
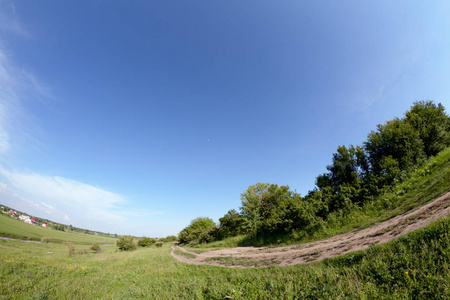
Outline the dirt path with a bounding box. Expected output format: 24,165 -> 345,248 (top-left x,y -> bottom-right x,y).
171,191 -> 450,268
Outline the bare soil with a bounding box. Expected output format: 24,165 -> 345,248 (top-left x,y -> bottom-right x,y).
171,191 -> 450,268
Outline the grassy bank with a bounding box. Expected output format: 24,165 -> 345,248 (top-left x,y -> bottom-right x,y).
194,146 -> 450,249
1,216 -> 450,299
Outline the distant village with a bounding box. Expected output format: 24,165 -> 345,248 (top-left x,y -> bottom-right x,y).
2,208 -> 50,228
1,205 -> 116,237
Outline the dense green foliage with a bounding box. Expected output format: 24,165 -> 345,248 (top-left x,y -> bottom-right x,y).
138,237 -> 157,247
216,209 -> 245,239
178,217 -> 216,244
1,216 -> 450,298
180,101 -> 450,245
240,183 -> 320,236
161,235 -> 178,242
116,235 -> 137,251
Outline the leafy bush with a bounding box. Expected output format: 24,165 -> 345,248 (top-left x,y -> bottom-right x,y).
116,235 -> 136,251
138,237 -> 156,247
162,235 -> 178,242
155,242 -> 163,247
90,243 -> 101,253
178,217 -> 216,245
217,209 -> 245,239
240,183 -> 320,236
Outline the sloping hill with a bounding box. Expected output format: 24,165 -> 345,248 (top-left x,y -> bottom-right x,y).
0,213 -> 116,245
172,146 -> 450,268
172,190 -> 450,268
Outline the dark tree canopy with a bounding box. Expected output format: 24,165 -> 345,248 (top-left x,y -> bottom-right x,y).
405,100 -> 450,157
218,209 -> 245,238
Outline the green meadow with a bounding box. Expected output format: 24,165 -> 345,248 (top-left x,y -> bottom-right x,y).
1,145 -> 450,298
1,216 -> 450,299
0,214 -> 116,245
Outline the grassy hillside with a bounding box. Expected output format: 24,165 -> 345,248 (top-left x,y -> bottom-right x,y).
1,216 -> 449,298
0,213 -> 116,245
194,146 -> 450,249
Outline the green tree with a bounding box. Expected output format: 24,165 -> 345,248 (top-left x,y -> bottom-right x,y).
218,209 -> 245,238
315,145 -> 372,207
239,183 -> 269,236
317,145 -> 368,188
405,100 -> 450,157
240,183 -> 319,235
364,118 -> 425,176
178,217 -> 216,245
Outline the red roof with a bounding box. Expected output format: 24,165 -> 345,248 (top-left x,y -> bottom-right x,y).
31,218 -> 36,221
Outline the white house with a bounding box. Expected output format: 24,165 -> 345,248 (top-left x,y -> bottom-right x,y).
19,215 -> 31,222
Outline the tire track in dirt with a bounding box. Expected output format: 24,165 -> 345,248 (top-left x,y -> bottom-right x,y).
171,191 -> 450,268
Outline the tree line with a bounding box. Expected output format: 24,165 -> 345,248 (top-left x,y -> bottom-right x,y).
178,101 -> 450,245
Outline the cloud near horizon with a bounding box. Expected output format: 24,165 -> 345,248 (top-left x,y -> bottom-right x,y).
0,167 -> 127,231
0,167 -> 166,235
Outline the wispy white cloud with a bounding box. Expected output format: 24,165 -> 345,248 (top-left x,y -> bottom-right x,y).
0,2 -> 49,159
0,167 -> 164,235
0,1 -> 28,37
0,50 -> 15,155
0,167 -> 125,222
40,201 -> 55,210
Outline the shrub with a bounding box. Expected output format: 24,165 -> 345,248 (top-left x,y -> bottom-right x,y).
63,242 -> 75,255
78,249 -> 88,255
116,235 -> 136,251
155,242 -> 163,247
165,235 -> 178,242
138,237 -> 156,247
90,243 -> 101,253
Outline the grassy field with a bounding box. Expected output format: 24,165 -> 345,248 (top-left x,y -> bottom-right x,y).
2,149 -> 450,298
0,213 -> 116,245
1,216 -> 449,299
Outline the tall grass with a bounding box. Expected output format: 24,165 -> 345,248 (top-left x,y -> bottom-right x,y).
1,216 -> 450,298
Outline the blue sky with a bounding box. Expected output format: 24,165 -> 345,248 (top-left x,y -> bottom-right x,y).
1,1 -> 450,237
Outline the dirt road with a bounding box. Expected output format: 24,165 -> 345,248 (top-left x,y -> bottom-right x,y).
171,191 -> 450,268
